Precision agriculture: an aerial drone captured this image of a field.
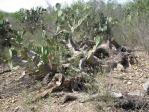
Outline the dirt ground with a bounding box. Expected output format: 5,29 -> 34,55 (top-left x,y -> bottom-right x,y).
0,50 -> 149,112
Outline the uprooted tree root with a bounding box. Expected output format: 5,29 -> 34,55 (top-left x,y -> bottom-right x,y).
32,73 -> 86,102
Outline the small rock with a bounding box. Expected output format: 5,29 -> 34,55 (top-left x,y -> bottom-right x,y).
13,106 -> 20,112
114,68 -> 117,71
8,97 -> 17,103
117,63 -> 125,72
61,63 -> 70,68
122,73 -> 126,75
20,60 -> 28,66
13,66 -> 20,70
110,92 -> 123,98
143,80 -> 149,94
9,72 -> 12,75
37,61 -> 43,67
22,71 -> 26,76
28,50 -> 36,57
11,99 -> 16,103
127,81 -> 132,85
123,80 -> 127,84
61,104 -> 66,107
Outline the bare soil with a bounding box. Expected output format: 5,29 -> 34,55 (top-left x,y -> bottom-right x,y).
0,50 -> 149,112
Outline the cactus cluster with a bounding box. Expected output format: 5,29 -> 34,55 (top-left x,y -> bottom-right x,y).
0,2 -> 118,74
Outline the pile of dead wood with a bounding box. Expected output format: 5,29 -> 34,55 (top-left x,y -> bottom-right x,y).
32,72 -> 86,102
59,31 -> 138,73
32,32 -> 139,102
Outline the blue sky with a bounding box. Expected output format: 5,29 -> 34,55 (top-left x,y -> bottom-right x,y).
0,0 -> 131,12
